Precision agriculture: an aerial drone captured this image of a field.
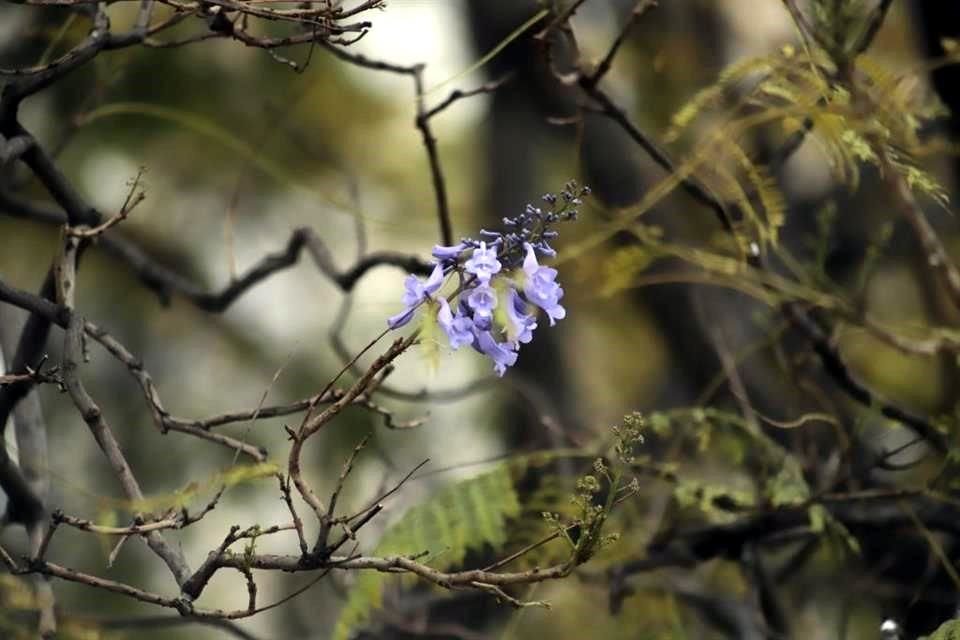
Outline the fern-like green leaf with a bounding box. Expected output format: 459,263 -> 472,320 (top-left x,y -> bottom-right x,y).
887,150 -> 952,210
665,55 -> 778,142
333,463 -> 522,640
718,136 -> 788,247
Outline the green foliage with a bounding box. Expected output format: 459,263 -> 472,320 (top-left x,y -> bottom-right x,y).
550,421 -> 643,565
672,481 -> 755,523
508,469 -> 581,568
128,462 -> 279,515
646,408 -> 864,554
647,408 -> 795,476
664,45 -> 823,250
600,17 -> 952,309
807,504 -> 861,555
922,619 -> 960,640
417,299 -> 443,373
665,54 -> 781,142
82,462 -> 278,560
597,246 -> 654,298
509,420 -> 647,570
333,463 -> 522,640
334,417 -> 645,639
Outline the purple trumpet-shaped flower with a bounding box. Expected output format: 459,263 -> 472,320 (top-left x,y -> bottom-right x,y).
387,263 -> 445,329
431,242 -> 468,262
437,297 -> 475,350
505,288 -> 537,344
476,330 -> 518,377
522,243 -> 566,326
466,283 -> 498,322
402,263 -> 444,306
464,241 -> 501,282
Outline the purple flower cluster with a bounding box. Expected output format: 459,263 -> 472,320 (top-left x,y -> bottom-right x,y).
387,181 -> 589,376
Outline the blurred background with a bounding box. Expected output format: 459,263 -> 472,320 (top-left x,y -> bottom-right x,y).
2,1 -> 960,638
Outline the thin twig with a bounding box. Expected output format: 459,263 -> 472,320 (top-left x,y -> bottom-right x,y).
318,434 -> 371,550
414,66 -> 454,245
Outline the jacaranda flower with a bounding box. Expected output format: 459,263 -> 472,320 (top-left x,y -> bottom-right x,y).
387,263 -> 445,329
476,330 -> 518,377
464,241 -> 501,283
505,288 -> 536,344
522,243 -> 565,325
437,297 -> 475,349
387,181 -> 589,376
432,242 -> 468,262
466,283 -> 498,322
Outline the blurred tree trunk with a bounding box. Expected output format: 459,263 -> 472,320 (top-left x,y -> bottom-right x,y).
466,0 -> 735,426
465,0 -> 584,450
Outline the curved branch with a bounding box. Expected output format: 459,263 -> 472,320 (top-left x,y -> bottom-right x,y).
0,194 -> 433,306
786,304 -> 949,453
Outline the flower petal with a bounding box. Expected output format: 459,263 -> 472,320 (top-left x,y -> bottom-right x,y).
423,263 -> 445,295
431,242 -> 467,261
387,307 -> 416,329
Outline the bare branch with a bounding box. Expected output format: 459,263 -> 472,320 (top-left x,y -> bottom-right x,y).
584,0 -> 657,85
0,542 -> 18,571
289,336 -> 414,522
785,304 -> 948,453
414,66 -> 454,245
56,234 -> 193,586
318,434 -> 371,550
278,474 -> 309,557
53,510 -> 180,536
